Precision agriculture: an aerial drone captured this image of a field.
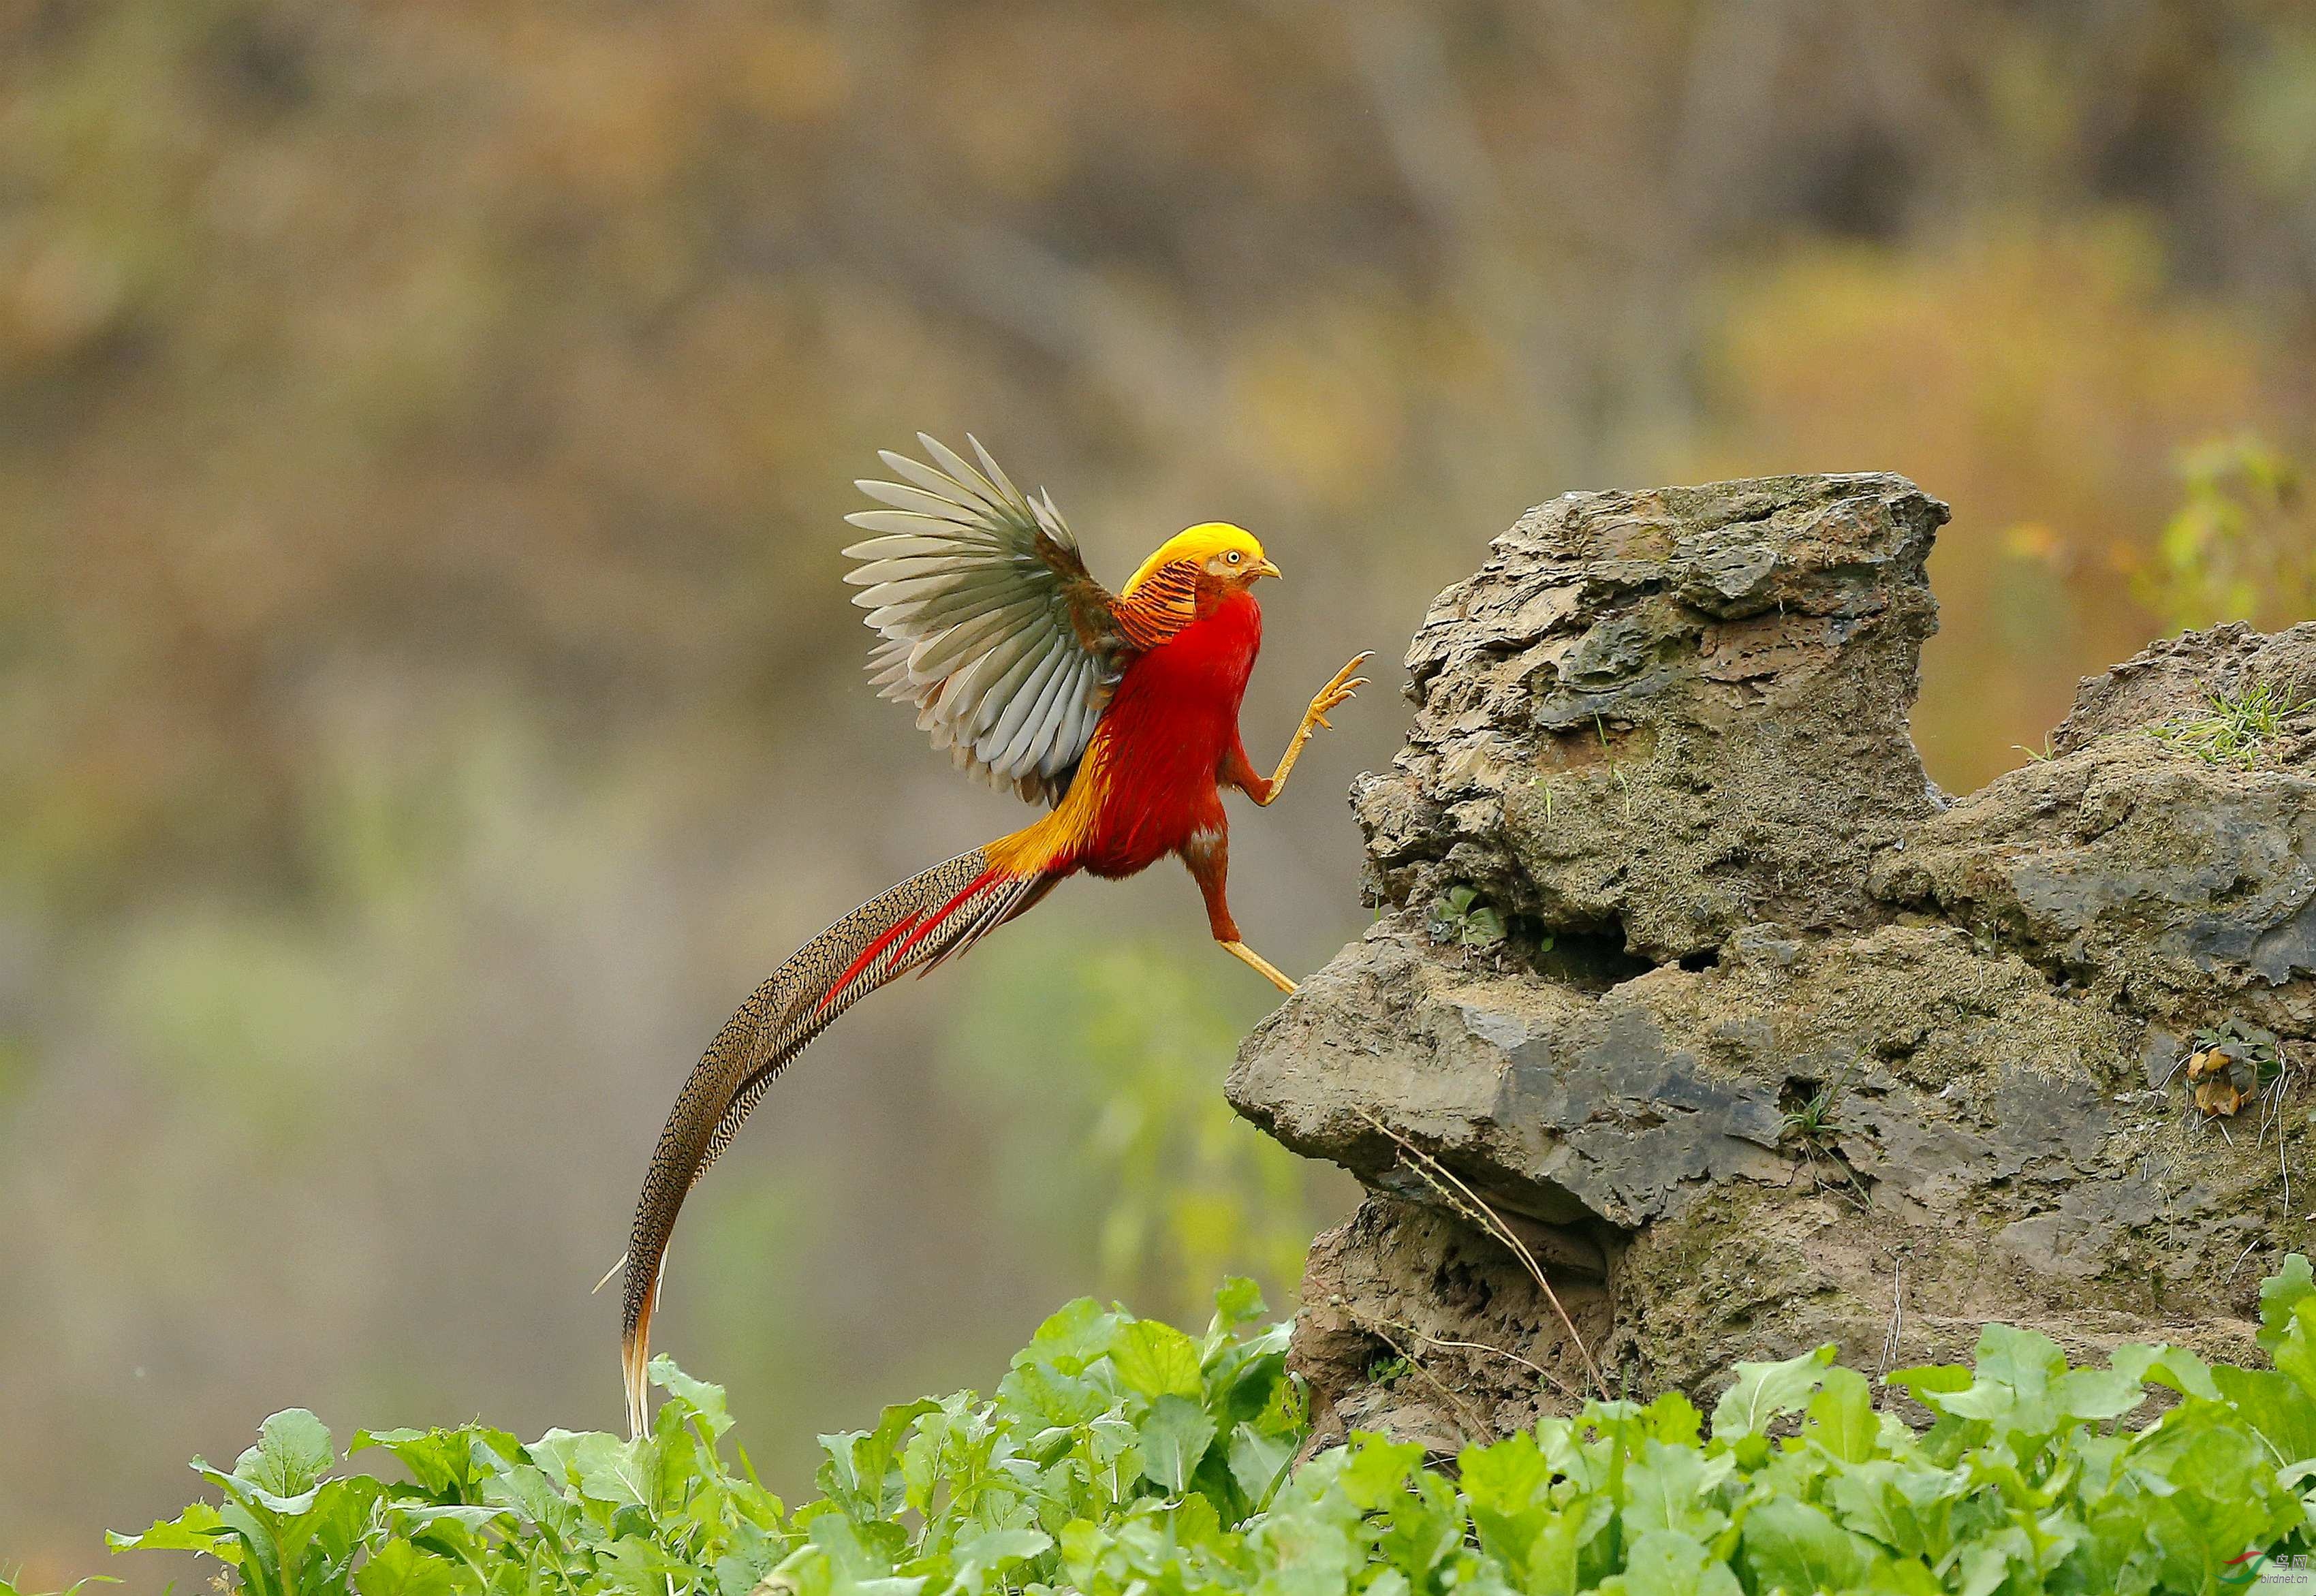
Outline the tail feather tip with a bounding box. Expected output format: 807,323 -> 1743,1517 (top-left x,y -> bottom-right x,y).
623,1332 -> 650,1439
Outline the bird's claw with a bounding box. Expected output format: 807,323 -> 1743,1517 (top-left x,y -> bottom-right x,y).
1306,652 -> 1374,723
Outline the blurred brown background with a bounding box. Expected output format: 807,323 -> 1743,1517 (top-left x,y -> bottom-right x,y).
5,0 -> 2315,1584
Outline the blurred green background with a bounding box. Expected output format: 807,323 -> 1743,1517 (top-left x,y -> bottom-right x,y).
5,0 -> 2315,1583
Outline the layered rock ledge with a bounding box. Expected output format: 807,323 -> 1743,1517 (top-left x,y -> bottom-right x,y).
1228,474 -> 2316,1449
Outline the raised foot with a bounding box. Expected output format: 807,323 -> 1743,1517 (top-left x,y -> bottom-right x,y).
1223,939 -> 1299,994
1304,650 -> 1374,731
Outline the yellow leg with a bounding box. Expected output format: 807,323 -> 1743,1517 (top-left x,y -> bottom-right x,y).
1259,652 -> 1373,806
1223,939 -> 1298,994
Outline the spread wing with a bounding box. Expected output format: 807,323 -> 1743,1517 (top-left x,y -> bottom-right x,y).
845,435 -> 1133,804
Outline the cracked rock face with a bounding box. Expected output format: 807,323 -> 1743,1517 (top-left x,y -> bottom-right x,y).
1230,477 -> 2313,1450
1874,621 -> 2316,1037
1357,473 -> 1948,965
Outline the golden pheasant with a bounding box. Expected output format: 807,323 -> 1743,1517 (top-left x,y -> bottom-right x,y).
619,435 -> 1368,1433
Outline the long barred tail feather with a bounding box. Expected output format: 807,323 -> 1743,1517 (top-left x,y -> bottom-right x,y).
620,847 -> 1051,1436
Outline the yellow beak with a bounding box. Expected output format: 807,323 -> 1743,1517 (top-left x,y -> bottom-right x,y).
1251,557 -> 1282,580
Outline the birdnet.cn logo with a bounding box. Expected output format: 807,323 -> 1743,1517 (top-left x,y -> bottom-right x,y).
2229,1548 -> 2315,1588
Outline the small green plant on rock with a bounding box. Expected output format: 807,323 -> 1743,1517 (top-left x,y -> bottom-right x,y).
1779,1069 -> 1854,1151
1430,884 -> 1506,948
1780,1066 -> 1870,1206
2152,679 -> 2311,768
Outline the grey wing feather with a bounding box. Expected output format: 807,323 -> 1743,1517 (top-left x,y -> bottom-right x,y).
845,435 -> 1127,804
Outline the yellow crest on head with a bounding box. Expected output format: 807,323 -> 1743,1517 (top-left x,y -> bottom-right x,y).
1123,522 -> 1266,594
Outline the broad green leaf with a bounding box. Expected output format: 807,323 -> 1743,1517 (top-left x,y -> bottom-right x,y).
1227,1421 -> 1294,1507
480,1458 -> 580,1539
519,1428 -> 589,1489
1109,1320 -> 1203,1400
2271,1294 -> 2316,1400
1460,1430 -> 1562,1574
1625,1440 -> 1732,1542
2213,1365 -> 2316,1464
352,1542 -> 458,1596
1210,1277 -> 1267,1332
213,1499 -> 280,1596
2138,1490 -> 2282,1596
816,1400 -> 938,1522
384,1501 -> 507,1535
995,1358 -> 1108,1433
716,1542 -> 780,1596
949,1525 -> 1052,1584
1710,1345 -> 1835,1441
1612,1529 -> 1742,1596
1339,1435 -> 1424,1511
1138,1395 -> 1217,1492
597,1533 -> 702,1596
1885,1364 -> 1970,1406
350,1428 -> 471,1497
2046,1367 -> 2148,1422
298,1477 -> 386,1569
1640,1390 -> 1706,1445
1373,1468 -> 1465,1578
233,1409 -> 335,1498
1803,1366 -> 1878,1462
1949,1537 -> 2014,1596
1926,1324 -> 2116,1439
566,1431 -> 659,1511
650,1356 -> 734,1439
809,1513 -> 912,1580
1212,1345 -> 1291,1426
1826,1460 -> 1911,1556
1459,1430 -> 1551,1515
2123,1400 -> 2299,1593
1022,1298 -> 1118,1373
1170,1490 -> 1231,1554
1740,1496 -> 1879,1594
1531,1497 -> 1616,1594
1971,1323 -> 2064,1388
200,1464 -> 322,1518
2259,1253 -> 2314,1356
2107,1343 -> 2220,1402
896,1392 -> 976,1516
1853,1559 -> 1945,1595
106,1501 -> 233,1556
1086,1412 -> 1138,1464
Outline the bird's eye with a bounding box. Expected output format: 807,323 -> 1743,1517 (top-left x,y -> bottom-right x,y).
1226,550 -> 1242,564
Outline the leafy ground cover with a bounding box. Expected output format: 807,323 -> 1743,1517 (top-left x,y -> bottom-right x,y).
70,1259 -> 2316,1596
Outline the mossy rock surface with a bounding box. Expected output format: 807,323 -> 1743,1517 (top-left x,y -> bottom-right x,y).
1230,475 -> 2314,1450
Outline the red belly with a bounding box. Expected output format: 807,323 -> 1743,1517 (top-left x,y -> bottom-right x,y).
1075,593 -> 1259,878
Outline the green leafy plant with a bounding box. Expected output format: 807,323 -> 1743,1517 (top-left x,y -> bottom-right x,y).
111,1281 -> 1302,1596
114,1262 -> 2316,1596
1429,884 -> 1507,949
2152,679 -> 2313,769
1779,1071 -> 1855,1151
1778,1066 -> 1873,1210
1366,1355 -> 1411,1388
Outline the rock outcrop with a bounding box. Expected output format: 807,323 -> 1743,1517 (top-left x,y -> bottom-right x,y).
1229,475 -> 2316,1449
